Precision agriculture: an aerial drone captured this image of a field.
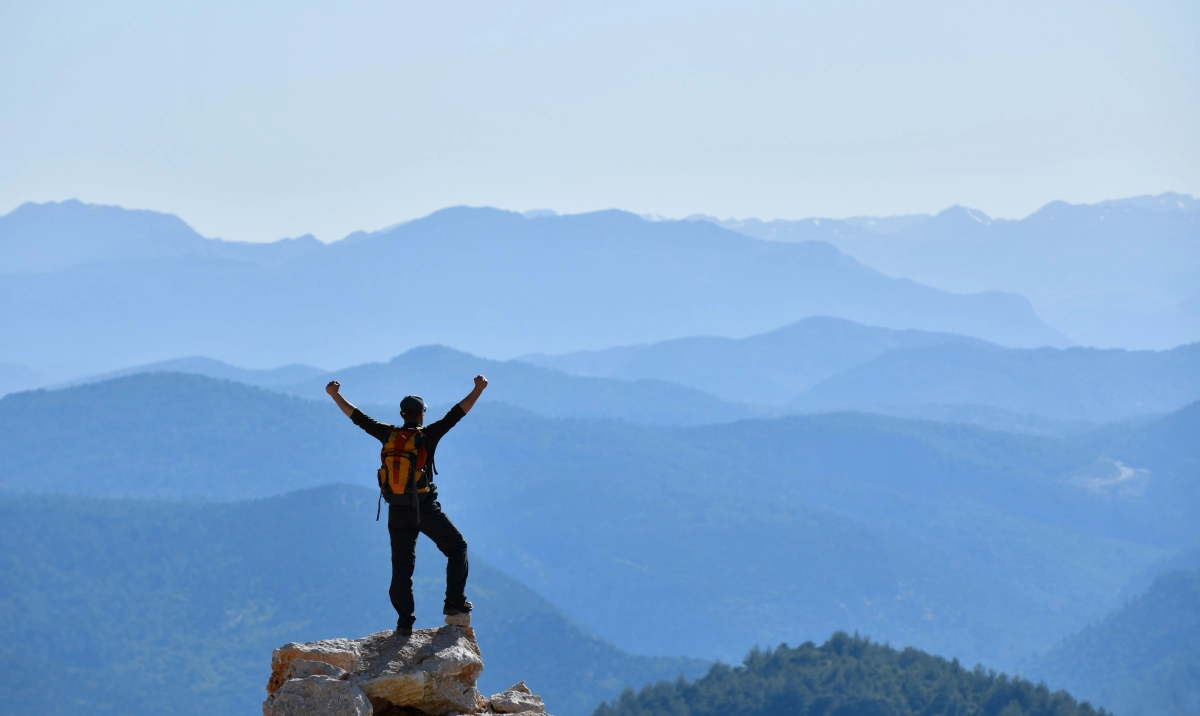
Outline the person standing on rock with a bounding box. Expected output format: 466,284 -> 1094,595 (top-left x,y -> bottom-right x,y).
325,375 -> 488,636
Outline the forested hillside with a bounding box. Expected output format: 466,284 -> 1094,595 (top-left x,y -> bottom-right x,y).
1027,568 -> 1200,716
593,633 -> 1107,716
3,373 -> 1195,671
0,487 -> 708,716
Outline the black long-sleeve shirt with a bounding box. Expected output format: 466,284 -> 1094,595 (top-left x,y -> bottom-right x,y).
352,404 -> 466,504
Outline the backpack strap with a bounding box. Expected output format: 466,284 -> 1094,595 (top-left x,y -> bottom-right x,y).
411,430 -> 424,524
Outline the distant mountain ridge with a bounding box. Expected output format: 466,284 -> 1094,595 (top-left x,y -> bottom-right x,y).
520,316 -> 989,405
520,317 -> 1200,427
36,346 -> 776,427
0,199 -> 1069,371
52,320 -> 1200,433
65,356 -> 328,389
281,344 -> 775,426
24,318 -> 1196,438
788,340 -> 1200,423
699,193 -> 1200,349
0,199 -> 323,272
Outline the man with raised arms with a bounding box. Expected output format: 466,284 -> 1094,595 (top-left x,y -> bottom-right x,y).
326,375 -> 488,636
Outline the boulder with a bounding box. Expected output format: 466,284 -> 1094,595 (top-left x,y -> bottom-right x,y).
287,658 -> 350,681
355,626 -> 484,715
264,626 -> 484,716
267,637 -> 363,695
263,624 -> 555,716
264,675 -> 372,716
489,682 -> 545,714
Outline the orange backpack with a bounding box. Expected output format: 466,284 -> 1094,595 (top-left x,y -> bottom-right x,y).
376,427 -> 431,521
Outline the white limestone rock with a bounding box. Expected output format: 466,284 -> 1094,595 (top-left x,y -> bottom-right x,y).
266,625 -> 484,716
262,622 -> 558,716
267,637 -> 363,696
354,626 -> 484,715
263,675 -> 372,716
287,658 -> 350,681
490,681 -> 546,714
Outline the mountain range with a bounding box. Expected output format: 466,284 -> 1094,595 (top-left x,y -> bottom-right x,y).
0,200 -> 1069,373
699,193 -> 1200,350
30,316 -> 1199,436
520,316 -> 989,405
521,316 -> 1200,428
3,193 -> 1197,715
4,373 -> 1197,672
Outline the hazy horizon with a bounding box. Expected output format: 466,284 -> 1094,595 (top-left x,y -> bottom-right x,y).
7,190 -> 1193,244
3,0 -> 1197,242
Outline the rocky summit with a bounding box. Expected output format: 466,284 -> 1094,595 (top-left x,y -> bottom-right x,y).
263,615 -> 552,716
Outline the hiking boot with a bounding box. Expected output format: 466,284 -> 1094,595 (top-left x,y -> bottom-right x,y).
443,599 -> 473,616
394,620 -> 413,638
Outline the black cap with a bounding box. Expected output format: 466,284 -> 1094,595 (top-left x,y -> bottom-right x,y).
399,395 -> 427,416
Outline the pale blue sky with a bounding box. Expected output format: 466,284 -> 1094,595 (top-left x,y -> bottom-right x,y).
2,0 -> 1197,242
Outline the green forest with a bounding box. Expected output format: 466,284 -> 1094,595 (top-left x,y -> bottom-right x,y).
0,489 -> 709,716
1029,568 -> 1200,715
594,633 -> 1107,716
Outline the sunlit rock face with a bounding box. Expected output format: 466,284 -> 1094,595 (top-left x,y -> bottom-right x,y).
263,616 -> 552,716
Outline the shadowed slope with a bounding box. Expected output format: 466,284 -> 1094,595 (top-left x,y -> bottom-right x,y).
0,486 -> 709,716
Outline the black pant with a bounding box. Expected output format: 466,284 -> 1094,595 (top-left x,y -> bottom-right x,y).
387,501 -> 469,628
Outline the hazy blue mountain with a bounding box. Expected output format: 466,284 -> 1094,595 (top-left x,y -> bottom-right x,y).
518,317 -> 1197,428
788,341 -> 1200,423
0,374 -> 363,500
1114,544 -> 1200,604
43,325 -> 1190,435
694,204 -> 1003,249
836,403 -> 1103,437
5,373 -> 1197,671
283,345 -> 774,426
1081,400 -> 1200,524
0,486 -> 709,716
0,198 -> 322,272
519,317 -> 988,405
1026,569 -> 1200,716
703,193 -> 1200,349
0,362 -> 45,397
65,356 -> 328,389
0,200 -> 1068,372
46,346 -> 772,427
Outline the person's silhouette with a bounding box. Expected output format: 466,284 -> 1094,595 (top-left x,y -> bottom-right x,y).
326,375 -> 488,635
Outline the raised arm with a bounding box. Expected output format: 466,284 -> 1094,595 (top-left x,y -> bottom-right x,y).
457,375 -> 489,414
326,380 -> 357,418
